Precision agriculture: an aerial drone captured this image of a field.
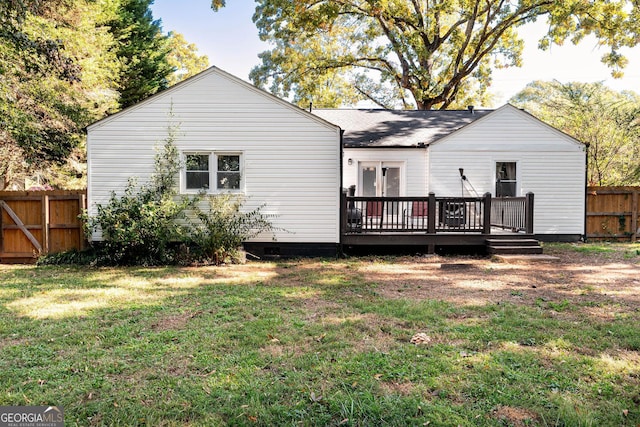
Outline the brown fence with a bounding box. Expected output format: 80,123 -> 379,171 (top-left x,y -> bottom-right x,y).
0,190 -> 87,263
587,186 -> 639,242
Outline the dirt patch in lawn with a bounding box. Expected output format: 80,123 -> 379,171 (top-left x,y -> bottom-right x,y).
363,246 -> 640,317
491,405 -> 540,426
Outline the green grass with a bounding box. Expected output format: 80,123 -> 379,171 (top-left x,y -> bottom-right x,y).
1,247 -> 639,426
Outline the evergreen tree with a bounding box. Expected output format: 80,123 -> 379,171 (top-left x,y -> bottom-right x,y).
110,0 -> 173,108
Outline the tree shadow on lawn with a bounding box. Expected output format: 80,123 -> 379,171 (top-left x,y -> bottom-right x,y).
0,253 -> 639,426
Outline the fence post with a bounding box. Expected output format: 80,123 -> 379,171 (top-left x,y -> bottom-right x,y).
525,192 -> 534,234
632,190 -> 638,243
42,194 -> 50,254
428,193 -> 436,234
483,192 -> 492,234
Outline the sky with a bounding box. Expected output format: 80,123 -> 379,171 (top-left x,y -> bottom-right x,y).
150,0 -> 640,107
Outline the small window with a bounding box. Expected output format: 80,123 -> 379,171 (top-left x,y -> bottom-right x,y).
496,162 -> 517,197
217,154 -> 241,190
186,154 -> 210,190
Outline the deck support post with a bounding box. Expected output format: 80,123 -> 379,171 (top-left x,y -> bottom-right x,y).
427,193 -> 436,253
340,189 -> 347,237
525,192 -> 534,234
482,192 -> 492,234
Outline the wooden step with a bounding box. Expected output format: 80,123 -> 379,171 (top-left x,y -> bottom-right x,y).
485,239 -> 540,247
487,245 -> 543,255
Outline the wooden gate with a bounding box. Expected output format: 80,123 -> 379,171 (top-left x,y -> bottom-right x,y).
587,186 -> 639,242
0,190 -> 87,263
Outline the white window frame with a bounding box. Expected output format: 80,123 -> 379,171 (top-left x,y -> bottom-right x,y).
494,160 -> 519,197
181,151 -> 244,194
357,161 -> 405,197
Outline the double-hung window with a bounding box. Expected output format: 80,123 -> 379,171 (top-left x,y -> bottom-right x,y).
184,152 -> 242,192
495,161 -> 517,197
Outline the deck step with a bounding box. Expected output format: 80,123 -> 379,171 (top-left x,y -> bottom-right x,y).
487,245 -> 543,255
486,239 -> 543,255
485,239 -> 540,247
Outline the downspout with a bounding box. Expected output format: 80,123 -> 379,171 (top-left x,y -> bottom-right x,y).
583,143 -> 589,242
339,129 -> 345,256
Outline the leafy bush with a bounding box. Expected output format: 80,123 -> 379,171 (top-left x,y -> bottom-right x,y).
84,127 -> 196,265
186,194 -> 275,264
71,124 -> 276,266
19,115 -> 282,267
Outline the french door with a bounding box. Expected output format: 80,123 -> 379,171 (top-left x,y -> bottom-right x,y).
358,162 -> 402,197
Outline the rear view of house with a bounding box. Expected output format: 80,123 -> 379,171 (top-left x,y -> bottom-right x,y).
87,67 -> 585,258
86,67 -> 342,257
315,105 -> 586,243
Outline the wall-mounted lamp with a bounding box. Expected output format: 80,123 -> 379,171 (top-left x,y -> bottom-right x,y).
348,158 -> 353,165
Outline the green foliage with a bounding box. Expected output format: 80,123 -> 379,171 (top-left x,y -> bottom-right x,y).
0,0 -> 206,190
186,194 -> 276,264
2,251 -> 640,425
82,125 -> 275,266
85,127 -> 196,266
165,31 -> 209,86
511,80 -> 640,186
240,0 -> 639,110
109,0 -> 174,108
0,0 -> 119,189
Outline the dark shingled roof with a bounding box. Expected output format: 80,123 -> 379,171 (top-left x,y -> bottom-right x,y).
312,109 -> 493,148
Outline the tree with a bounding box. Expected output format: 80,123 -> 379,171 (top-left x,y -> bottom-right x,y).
217,0 -> 640,110
109,0 -> 173,108
511,80 -> 640,186
0,0 -> 120,189
165,31 -> 209,86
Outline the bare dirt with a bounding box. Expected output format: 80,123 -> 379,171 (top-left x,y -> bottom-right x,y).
360,245 -> 640,317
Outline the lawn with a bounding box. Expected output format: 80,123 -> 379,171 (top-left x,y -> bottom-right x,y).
0,243 -> 639,426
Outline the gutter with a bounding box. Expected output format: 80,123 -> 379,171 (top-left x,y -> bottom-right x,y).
339,129 -> 345,256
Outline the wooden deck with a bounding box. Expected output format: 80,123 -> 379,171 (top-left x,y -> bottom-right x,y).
341,192 -> 535,249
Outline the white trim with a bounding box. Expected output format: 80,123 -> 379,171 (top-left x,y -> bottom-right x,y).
180,150 -> 244,194
357,161 -> 405,197
493,159 -> 520,197
430,104 -> 585,149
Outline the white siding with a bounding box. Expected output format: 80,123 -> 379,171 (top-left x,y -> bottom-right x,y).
87,68 -> 341,243
429,105 -> 586,235
342,148 -> 428,196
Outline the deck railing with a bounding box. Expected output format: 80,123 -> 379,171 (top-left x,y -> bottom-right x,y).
491,193 -> 534,234
342,192 -> 533,235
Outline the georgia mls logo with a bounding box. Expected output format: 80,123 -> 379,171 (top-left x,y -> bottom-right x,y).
0,406 -> 64,427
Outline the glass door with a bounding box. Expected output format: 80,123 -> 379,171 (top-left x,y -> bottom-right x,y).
358,162 -> 402,197
361,165 -> 378,197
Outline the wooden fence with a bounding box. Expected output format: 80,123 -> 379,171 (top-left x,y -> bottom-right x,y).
0,190 -> 86,263
587,186 -> 639,242
0,187 -> 637,263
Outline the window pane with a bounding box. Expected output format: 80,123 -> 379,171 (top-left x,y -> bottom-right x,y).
217,172 -> 240,189
496,162 -> 517,197
496,162 -> 516,180
186,154 -> 209,171
186,171 -> 209,189
384,167 -> 400,197
361,166 -> 377,197
218,155 -> 240,172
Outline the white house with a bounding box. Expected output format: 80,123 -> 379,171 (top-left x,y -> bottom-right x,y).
87,67 -> 586,258
314,105 -> 586,241
86,67 -> 342,257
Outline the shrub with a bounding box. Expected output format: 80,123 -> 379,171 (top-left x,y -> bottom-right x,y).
186,193 -> 275,264
84,126 -> 197,265
51,122 -> 277,266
